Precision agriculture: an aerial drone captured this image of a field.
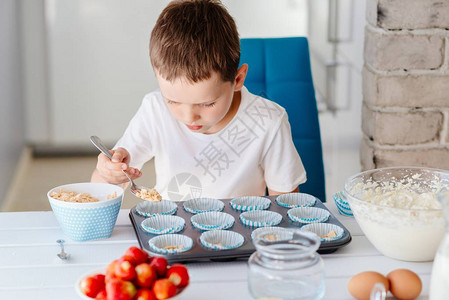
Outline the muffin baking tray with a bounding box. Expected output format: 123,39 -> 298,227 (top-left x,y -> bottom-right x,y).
129,195 -> 352,262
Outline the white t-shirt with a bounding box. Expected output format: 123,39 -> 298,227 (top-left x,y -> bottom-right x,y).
115,86 -> 306,201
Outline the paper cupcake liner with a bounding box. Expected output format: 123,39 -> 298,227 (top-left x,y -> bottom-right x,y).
141,215 -> 185,235
230,196 -> 271,212
332,191 -> 353,216
183,198 -> 225,214
275,193 -> 316,208
136,200 -> 177,217
301,223 -> 344,242
200,230 -> 244,250
251,227 -> 294,243
240,210 -> 282,228
148,234 -> 193,254
191,211 -> 235,231
287,207 -> 330,224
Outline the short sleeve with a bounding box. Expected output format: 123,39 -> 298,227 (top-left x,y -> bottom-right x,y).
114,96 -> 156,170
261,114 -> 307,192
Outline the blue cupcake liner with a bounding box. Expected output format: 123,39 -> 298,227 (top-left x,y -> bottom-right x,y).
200,230 -> 244,250
230,196 -> 271,212
301,223 -> 344,242
148,234 -> 193,254
141,215 -> 185,235
240,210 -> 282,228
183,198 -> 225,214
275,193 -> 316,208
287,207 -> 330,224
136,200 -> 177,217
251,227 -> 294,243
191,211 -> 235,231
332,191 -> 353,216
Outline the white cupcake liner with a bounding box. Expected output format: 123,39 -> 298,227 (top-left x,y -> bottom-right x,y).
276,193 -> 316,208
240,210 -> 282,228
287,207 -> 330,224
199,230 -> 244,250
191,211 -> 235,231
148,234 -> 193,254
136,200 -> 177,217
230,196 -> 271,212
301,223 -> 344,242
183,198 -> 224,214
251,227 -> 294,243
141,215 -> 185,235
332,191 -> 353,216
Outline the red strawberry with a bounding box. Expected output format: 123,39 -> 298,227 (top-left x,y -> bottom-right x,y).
149,257 -> 168,277
105,278 -> 136,300
80,274 -> 105,298
95,289 -> 107,300
135,288 -> 157,300
135,263 -> 157,288
124,246 -> 149,265
167,264 -> 189,288
106,259 -> 119,282
115,257 -> 137,281
152,279 -> 177,300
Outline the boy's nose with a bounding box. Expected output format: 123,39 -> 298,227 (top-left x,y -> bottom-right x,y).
184,107 -> 200,124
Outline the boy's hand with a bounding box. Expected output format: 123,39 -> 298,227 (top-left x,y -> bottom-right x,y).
94,147 -> 142,184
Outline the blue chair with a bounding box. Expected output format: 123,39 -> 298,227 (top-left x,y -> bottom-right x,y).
240,37 -> 326,202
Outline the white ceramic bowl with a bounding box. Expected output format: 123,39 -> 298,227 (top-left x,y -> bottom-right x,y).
48,182 -> 123,242
344,166 -> 448,262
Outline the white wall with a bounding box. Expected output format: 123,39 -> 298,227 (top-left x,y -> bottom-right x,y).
23,0 -> 308,147
0,1 -> 26,205
316,0 -> 366,198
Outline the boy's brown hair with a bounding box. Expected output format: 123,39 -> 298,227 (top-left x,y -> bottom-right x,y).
150,0 -> 240,83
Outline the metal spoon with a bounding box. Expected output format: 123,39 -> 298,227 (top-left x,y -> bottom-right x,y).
90,135 -> 157,201
56,239 -> 70,260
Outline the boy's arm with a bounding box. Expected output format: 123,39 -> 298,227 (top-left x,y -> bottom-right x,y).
268,186 -> 299,196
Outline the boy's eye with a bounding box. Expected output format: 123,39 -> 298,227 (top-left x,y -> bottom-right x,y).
201,102 -> 216,108
167,100 -> 179,105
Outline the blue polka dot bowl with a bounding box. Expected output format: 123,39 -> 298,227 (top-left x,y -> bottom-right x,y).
136,200 -> 177,217
183,198 -> 225,214
251,227 -> 293,243
148,234 -> 193,254
240,210 -> 282,228
230,196 -> 271,212
301,223 -> 344,242
200,230 -> 244,250
276,193 -> 316,208
47,182 -> 124,242
141,215 -> 185,235
287,207 -> 330,224
191,211 -> 235,231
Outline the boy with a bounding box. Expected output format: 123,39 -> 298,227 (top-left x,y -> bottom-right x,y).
91,0 -> 306,201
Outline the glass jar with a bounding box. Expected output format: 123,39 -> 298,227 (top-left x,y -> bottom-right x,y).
248,229 -> 325,300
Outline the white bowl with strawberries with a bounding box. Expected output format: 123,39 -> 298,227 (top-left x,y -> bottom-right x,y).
76,246 -> 189,299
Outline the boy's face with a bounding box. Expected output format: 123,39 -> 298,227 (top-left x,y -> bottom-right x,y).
156,66 -> 247,134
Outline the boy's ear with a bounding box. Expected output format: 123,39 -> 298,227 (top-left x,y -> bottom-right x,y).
234,64 -> 248,91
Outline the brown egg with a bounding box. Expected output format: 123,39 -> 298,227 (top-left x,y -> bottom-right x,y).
387,269 -> 422,299
348,271 -> 390,300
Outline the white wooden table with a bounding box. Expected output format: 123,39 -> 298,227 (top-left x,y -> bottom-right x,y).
0,201 -> 433,299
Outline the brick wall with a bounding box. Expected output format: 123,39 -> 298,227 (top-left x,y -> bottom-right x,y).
361,0 -> 449,170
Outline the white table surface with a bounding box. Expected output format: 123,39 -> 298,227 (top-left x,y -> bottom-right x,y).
0,201 -> 433,300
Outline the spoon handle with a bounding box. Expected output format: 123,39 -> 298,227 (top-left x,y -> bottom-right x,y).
90,136 -> 113,160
